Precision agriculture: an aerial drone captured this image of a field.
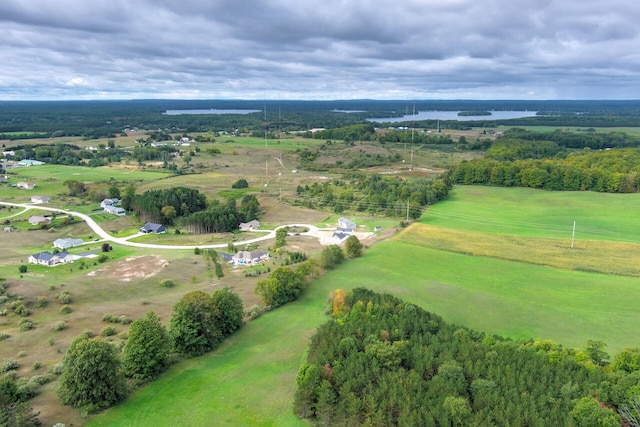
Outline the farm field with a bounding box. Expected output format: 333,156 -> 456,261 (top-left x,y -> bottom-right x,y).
87,185 -> 640,426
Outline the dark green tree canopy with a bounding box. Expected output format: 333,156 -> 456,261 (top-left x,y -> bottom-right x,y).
170,291 -> 220,357
57,335 -> 128,413
320,245 -> 345,270
344,235 -> 363,258
211,288 -> 244,337
255,266 -> 304,308
123,311 -> 170,384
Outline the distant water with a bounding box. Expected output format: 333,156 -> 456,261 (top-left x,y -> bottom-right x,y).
164,109 -> 261,115
368,110 -> 538,122
331,109 -> 366,113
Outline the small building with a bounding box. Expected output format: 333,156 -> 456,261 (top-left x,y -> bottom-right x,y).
338,217 -> 356,231
231,250 -> 269,266
100,198 -> 120,208
104,205 -> 126,216
139,223 -> 166,234
331,231 -> 351,244
28,215 -> 50,226
53,238 -> 83,250
374,226 -> 383,232
31,196 -> 50,204
16,182 -> 36,190
239,220 -> 260,231
2,151 -> 15,157
18,159 -> 45,167
28,250 -> 77,267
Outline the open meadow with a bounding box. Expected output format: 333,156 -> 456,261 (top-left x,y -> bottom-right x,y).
84,185 -> 640,426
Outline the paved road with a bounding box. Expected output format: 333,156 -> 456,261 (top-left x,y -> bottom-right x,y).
0,201 -> 322,250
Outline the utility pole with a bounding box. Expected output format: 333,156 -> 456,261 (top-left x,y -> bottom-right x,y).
406,198 -> 410,221
571,221 -> 576,249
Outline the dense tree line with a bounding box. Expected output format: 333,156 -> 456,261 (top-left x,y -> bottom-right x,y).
131,186 -> 207,224
304,124 -> 377,142
501,128 -> 640,149
294,172 -> 451,218
453,145 -> 640,192
295,288 -> 640,426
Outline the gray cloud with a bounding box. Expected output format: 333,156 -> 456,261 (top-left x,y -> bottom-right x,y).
0,0 -> 638,100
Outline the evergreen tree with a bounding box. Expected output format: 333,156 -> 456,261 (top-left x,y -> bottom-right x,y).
123,311 -> 170,384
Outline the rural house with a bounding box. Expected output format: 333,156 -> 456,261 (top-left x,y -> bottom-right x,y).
28,215 -> 50,226
100,198 -> 120,208
30,195 -> 50,204
231,250 -> 269,265
28,250 -> 77,267
104,205 -> 126,216
18,159 -> 45,167
239,220 -> 260,231
53,238 -> 83,250
139,223 -> 166,234
338,217 -> 356,231
17,182 -> 36,190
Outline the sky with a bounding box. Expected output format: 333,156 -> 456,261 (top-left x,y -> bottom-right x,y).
1,0 -> 639,101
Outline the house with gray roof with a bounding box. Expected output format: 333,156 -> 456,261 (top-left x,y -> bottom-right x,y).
140,223 -> 166,234
338,217 -> 356,231
53,238 -> 83,250
231,250 -> 269,266
28,250 -> 77,267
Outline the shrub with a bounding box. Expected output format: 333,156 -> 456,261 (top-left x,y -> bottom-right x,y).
160,279 -> 174,288
0,332 -> 9,341
19,318 -> 35,331
231,178 -> 249,189
18,265 -> 28,274
35,296 -> 48,308
194,247 -> 201,255
0,358 -> 19,373
18,351 -> 27,358
48,338 -> 55,346
32,361 -> 42,371
51,362 -> 64,375
101,326 -> 117,337
117,315 -> 133,325
53,321 -> 67,331
118,331 -> 128,340
102,313 -> 116,323
57,291 -> 71,304
97,254 -> 109,263
13,302 -> 30,317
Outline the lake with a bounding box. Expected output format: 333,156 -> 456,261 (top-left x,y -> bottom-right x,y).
164,109 -> 261,115
368,110 -> 538,122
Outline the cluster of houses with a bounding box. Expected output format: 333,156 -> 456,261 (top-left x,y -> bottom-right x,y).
28,237 -> 85,267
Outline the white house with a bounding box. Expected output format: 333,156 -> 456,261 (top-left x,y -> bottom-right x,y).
100,198 -> 120,208
231,250 -> 269,266
239,220 -> 260,231
30,196 -> 50,204
28,250 -> 77,267
53,238 -> 83,250
17,182 -> 36,190
104,205 -> 126,216
28,215 -> 50,226
338,217 -> 356,231
18,159 -> 45,167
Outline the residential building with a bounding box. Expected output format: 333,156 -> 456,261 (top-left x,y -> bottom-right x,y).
30,195 -> 50,204
231,250 -> 269,265
239,220 -> 260,231
104,205 -> 126,216
139,223 -> 166,234
16,182 -> 36,190
53,238 -> 83,250
28,250 -> 77,267
28,215 -> 50,225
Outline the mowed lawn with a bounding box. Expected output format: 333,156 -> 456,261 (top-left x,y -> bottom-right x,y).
423,186 -> 640,242
10,164 -> 171,182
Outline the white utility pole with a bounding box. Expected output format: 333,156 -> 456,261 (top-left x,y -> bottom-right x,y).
571,221 -> 576,249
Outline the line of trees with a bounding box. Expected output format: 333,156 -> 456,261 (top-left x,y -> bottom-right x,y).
295,288 -> 640,426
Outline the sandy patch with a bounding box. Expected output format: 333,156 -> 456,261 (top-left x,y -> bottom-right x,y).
87,255 -> 169,282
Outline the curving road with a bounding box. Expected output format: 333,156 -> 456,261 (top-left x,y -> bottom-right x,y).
0,201 -> 323,250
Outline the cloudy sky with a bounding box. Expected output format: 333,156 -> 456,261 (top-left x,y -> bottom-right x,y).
1,0 -> 638,100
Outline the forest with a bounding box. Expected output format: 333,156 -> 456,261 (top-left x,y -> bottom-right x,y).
295,288 -> 639,426
293,172 -> 451,218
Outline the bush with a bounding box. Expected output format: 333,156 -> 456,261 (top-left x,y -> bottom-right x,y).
19,318 -> 35,331
102,313 -> 116,323
53,321 -> 67,331
0,358 -> 19,373
32,361 -> 42,371
18,351 -> 27,358
13,302 -> 30,317
117,315 -> 133,325
57,291 -> 71,304
97,254 -> 109,263
101,326 -> 117,337
18,265 -> 28,274
35,296 -> 48,308
160,279 -> 174,288
231,178 -> 249,189
59,304 -> 73,314
0,332 -> 9,341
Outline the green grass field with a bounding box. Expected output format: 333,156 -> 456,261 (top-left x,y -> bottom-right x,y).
423,186 -> 640,242
9,165 -> 171,183
87,186 -> 640,426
